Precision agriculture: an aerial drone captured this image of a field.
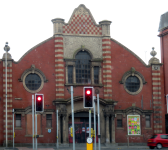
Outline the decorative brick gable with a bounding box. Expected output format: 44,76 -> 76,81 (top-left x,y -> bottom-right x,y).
63,4 -> 102,35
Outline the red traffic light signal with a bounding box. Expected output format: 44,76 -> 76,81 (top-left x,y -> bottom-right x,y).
86,90 -> 91,95
84,87 -> 93,108
37,96 -> 42,101
35,94 -> 44,112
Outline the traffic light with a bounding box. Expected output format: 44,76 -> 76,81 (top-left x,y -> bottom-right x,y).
83,87 -> 93,108
35,94 -> 44,112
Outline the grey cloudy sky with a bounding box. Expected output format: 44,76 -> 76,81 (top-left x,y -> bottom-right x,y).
0,0 -> 168,63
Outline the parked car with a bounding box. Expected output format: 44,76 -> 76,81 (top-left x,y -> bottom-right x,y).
147,134 -> 168,149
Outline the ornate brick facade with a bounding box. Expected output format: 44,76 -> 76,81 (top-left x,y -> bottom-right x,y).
0,4 -> 167,146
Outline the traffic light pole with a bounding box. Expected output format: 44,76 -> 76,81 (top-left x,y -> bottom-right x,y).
12,109 -> 14,148
35,113 -> 37,150
32,95 -> 34,150
94,100 -> 96,150
89,108 -> 91,138
56,109 -> 58,149
71,86 -> 75,150
97,94 -> 101,150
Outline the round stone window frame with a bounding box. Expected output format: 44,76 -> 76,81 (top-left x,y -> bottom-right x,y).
124,74 -> 143,95
19,65 -> 48,94
23,72 -> 44,93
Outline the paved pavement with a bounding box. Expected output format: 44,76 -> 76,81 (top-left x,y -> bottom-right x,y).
0,145 -> 151,150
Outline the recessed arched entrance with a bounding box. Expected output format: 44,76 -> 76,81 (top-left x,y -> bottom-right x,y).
68,111 -> 98,143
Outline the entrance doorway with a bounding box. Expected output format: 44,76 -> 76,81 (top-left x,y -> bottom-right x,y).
69,112 -> 98,143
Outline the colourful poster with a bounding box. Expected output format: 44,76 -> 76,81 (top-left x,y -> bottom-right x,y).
127,115 -> 140,135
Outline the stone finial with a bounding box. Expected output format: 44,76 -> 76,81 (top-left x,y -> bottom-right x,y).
150,47 -> 157,57
148,47 -> 160,65
3,42 -> 12,60
99,20 -> 112,36
51,18 -> 64,35
4,42 -> 10,52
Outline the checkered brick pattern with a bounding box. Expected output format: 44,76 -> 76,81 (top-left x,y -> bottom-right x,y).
63,14 -> 102,35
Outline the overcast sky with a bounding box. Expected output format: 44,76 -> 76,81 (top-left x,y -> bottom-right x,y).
0,0 -> 168,63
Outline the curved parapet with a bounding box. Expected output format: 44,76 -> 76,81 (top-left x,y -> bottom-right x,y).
110,38 -> 150,67
13,37 -> 53,64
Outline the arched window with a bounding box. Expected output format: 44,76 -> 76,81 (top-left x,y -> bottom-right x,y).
75,51 -> 91,84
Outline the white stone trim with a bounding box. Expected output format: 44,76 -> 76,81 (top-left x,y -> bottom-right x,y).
153,97 -> 161,99
3,100 -> 12,102
55,45 -> 63,47
152,78 -> 160,80
3,74 -> 12,77
102,51 -> 111,54
56,89 -> 64,91
152,73 -> 160,76
55,54 -> 64,57
153,92 -> 161,94
103,56 -> 111,58
103,80 -> 112,82
153,101 -> 161,104
153,87 -> 161,90
103,65 -> 111,68
102,46 -> 111,49
3,110 -> 13,112
55,40 -> 63,42
56,74 -> 64,77
104,89 -> 112,92
104,85 -> 112,87
152,82 -> 161,85
103,60 -> 111,63
3,69 -> 12,72
55,49 -> 63,52
55,79 -> 64,82
55,69 -> 64,72
56,83 -> 64,86
154,125 -> 162,128
55,64 -> 64,67
55,59 -> 64,62
104,94 -> 112,97
103,75 -> 112,78
56,93 -> 64,96
102,41 -> 110,44
103,70 -> 111,73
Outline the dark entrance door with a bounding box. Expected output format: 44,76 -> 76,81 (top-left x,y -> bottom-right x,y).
69,112 -> 98,143
68,122 -> 98,143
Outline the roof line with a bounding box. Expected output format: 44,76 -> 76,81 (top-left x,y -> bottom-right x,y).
13,36 -> 53,64
110,38 -> 150,67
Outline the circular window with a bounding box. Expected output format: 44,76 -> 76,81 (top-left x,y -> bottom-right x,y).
125,76 -> 140,92
25,73 -> 41,90
124,75 -> 143,95
23,72 -> 44,93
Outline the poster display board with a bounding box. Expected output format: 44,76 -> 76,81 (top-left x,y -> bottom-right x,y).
127,115 -> 141,135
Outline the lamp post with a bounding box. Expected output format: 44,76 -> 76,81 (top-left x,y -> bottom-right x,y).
4,42 -> 10,147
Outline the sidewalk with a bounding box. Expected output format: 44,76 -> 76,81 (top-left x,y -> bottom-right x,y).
0,145 -> 150,150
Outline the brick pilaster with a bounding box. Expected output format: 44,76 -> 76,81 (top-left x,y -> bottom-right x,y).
55,36 -> 64,100
151,65 -> 162,133
102,38 -> 112,101
2,60 -> 13,145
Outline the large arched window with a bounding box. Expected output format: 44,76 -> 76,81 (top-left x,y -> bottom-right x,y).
75,51 -> 91,84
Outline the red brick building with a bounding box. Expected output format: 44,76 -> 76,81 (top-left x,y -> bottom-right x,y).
0,4 -> 167,146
